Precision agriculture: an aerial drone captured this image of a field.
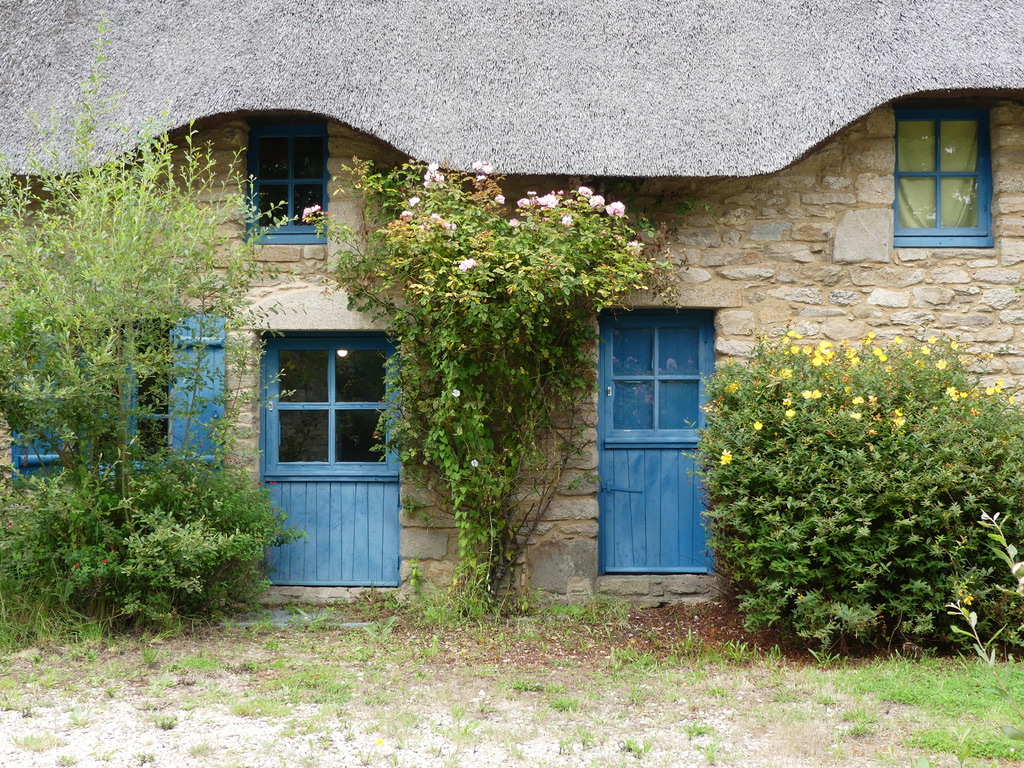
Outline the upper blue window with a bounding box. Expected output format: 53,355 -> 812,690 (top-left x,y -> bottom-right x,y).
248,124 -> 328,244
894,109 -> 992,248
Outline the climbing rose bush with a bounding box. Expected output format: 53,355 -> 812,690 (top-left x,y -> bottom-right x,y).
327,161 -> 665,611
700,332 -> 1024,648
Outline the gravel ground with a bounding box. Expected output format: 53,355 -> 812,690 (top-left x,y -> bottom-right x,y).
0,607 -> 983,768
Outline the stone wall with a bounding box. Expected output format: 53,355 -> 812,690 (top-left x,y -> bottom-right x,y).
201,102 -> 1024,606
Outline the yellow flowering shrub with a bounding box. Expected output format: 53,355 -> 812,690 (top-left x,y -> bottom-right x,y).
700,332 -> 1024,648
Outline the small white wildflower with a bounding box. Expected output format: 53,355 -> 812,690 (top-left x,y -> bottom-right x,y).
470,459 -> 479,467
451,389 -> 461,397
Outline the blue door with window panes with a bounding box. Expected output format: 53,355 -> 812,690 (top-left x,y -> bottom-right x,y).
262,335 -> 400,586
598,311 -> 713,573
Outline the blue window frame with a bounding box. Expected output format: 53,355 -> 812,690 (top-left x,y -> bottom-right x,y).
261,334 -> 397,479
248,124 -> 328,245
894,109 -> 992,248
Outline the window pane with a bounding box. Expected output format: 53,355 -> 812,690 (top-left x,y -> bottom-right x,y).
659,382 -> 700,429
279,410 -> 329,462
258,184 -> 289,227
612,328 -> 653,376
258,137 -> 289,179
940,121 -> 978,172
279,350 -> 329,402
294,184 -> 324,220
293,136 -> 325,179
897,121 -> 936,172
941,177 -> 979,228
658,327 -> 699,374
335,349 -> 386,403
336,410 -> 385,462
613,382 -> 653,430
897,177 -> 936,229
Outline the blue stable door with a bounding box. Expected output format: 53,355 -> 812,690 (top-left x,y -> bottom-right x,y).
262,335 -> 400,586
598,311 -> 714,573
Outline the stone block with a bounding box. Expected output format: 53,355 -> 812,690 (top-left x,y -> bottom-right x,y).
932,267 -> 971,283
801,192 -> 858,205
850,267 -> 924,287
556,473 -> 600,497
769,287 -> 823,305
715,339 -> 756,357
993,195 -> 1024,214
999,310 -> 1024,324
749,221 -> 793,241
823,176 -> 852,189
890,310 -> 934,326
597,575 -> 654,596
803,265 -> 844,286
675,229 -> 722,247
258,245 -> 303,263
833,208 -> 892,263
822,319 -> 868,340
657,574 -> 718,597
566,577 -> 596,603
852,138 -> 896,172
867,289 -> 910,308
791,223 -> 832,242
797,308 -> 845,317
400,528 -> 450,561
1002,240 -> 1024,266
975,326 -> 1014,343
675,284 -> 743,308
528,539 -> 597,595
865,108 -> 895,136
556,521 -> 599,537
855,173 -> 895,204
975,269 -> 1021,285
715,310 -> 756,336
938,313 -> 994,328
680,268 -> 712,283
912,287 -> 955,307
983,288 -> 1021,310
544,496 -> 599,520
828,290 -> 860,306
719,267 -> 776,281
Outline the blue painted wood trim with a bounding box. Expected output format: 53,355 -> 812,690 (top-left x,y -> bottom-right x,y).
893,108 -> 992,248
247,123 -> 329,245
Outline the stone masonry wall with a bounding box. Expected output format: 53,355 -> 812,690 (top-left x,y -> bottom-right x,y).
191,102 -> 1024,606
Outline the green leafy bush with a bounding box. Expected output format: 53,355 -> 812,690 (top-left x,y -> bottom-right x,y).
700,332 -> 1024,647
0,458 -> 292,624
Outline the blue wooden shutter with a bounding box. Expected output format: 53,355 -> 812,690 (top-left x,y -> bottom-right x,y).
170,316 -> 226,459
12,441 -> 60,476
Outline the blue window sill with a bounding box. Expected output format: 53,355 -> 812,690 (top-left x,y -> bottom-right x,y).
895,234 -> 994,248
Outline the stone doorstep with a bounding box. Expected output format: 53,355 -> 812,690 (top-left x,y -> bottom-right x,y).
260,585 -> 397,605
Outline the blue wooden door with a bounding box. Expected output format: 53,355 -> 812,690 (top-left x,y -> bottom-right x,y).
598,311 -> 713,573
262,334 -> 400,586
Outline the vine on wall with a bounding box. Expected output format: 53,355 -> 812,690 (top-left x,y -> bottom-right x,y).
323,162 -> 666,611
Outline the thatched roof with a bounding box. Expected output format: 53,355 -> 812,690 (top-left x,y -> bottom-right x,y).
3,1 -> 1024,177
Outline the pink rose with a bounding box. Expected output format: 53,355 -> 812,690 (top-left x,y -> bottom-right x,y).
301,204 -> 322,220
588,195 -> 605,208
399,210 -> 413,221
626,240 -> 642,250
578,186 -> 593,197
458,258 -> 478,271
408,197 -> 420,207
495,195 -> 505,204
537,194 -> 559,209
509,218 -> 520,227
517,197 -> 532,208
605,201 -> 626,217
561,215 -> 573,226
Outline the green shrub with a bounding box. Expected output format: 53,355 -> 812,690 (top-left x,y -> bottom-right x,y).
0,457 -> 293,625
700,331 -> 1024,648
